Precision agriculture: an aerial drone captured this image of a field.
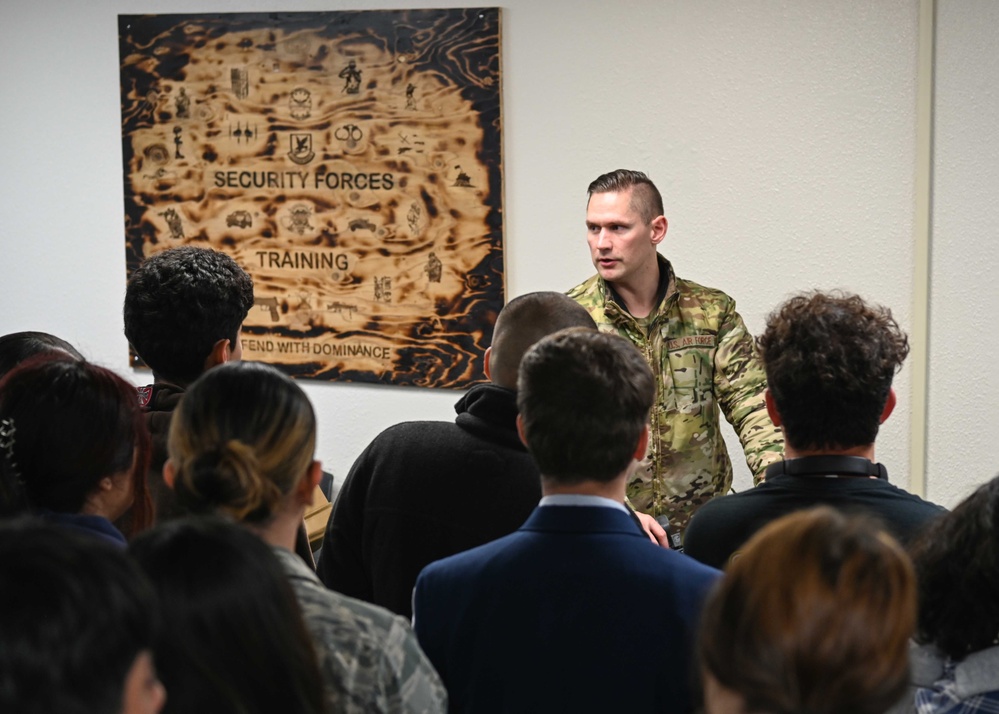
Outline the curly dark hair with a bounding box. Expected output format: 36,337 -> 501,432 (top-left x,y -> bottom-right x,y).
586,169 -> 664,224
758,291 -> 909,451
124,247 -> 254,386
909,475 -> 999,660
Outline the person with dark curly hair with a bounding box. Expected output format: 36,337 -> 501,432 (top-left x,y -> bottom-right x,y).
684,290 -> 945,568
887,475 -> 999,713
123,246 -> 254,521
699,507 -> 917,714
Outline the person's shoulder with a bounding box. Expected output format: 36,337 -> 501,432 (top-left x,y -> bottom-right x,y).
418,530 -> 522,583
863,478 -> 947,512
683,489 -> 770,563
673,274 -> 739,314
368,419 -> 460,449
566,273 -> 602,304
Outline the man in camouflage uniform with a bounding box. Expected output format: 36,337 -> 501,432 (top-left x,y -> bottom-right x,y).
567,169 -> 783,531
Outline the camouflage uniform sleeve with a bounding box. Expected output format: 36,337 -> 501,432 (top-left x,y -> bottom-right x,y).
713,300 -> 784,483
377,615 -> 449,713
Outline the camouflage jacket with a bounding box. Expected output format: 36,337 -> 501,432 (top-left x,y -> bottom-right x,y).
567,256 -> 783,530
274,547 -> 448,714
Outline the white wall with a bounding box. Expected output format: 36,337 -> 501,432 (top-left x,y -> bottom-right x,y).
1,0 -> 988,506
926,0 -> 999,507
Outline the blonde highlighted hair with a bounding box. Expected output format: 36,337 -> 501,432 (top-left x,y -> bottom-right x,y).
168,362 -> 316,523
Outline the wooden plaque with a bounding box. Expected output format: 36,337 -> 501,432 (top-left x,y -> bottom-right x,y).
119,9 -> 504,388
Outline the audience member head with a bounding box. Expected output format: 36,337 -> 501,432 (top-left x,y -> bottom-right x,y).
0,330 -> 83,380
129,517 -> 325,714
910,474 -> 999,660
699,507 -> 916,714
486,292 -> 597,389
124,247 -> 254,387
0,355 -> 152,533
758,291 -> 909,452
0,520 -> 165,714
517,329 -> 653,485
166,361 -> 316,524
586,169 -> 665,224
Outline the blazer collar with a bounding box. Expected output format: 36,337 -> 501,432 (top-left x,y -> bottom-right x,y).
520,504 -> 646,538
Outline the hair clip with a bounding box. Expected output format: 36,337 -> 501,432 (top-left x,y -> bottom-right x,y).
0,417 -> 21,483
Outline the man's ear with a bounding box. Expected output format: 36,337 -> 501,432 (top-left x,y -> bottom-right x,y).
163,459 -> 176,490
516,413 -> 528,448
880,388 -> 897,424
650,215 -> 668,246
764,389 -> 782,427
483,346 -> 493,381
204,337 -> 232,370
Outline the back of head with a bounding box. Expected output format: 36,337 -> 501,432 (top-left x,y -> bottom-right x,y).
129,517 -> 325,714
699,507 -> 916,714
0,355 -> 152,530
0,330 -> 84,381
124,247 -> 254,386
586,169 -> 664,224
488,291 -> 597,388
517,329 -> 653,484
758,291 -> 909,451
910,474 -> 999,660
0,519 -> 158,714
168,361 -> 316,523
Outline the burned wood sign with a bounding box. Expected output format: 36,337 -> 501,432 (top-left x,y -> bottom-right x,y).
119,9 -> 504,388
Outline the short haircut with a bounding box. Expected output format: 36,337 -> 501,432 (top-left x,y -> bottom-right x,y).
0,355 -> 152,532
130,517 -> 325,714
0,331 -> 83,380
758,291 -> 909,451
124,247 -> 254,386
517,329 -> 653,484
0,520 -> 158,714
910,474 -> 999,660
168,361 -> 316,524
699,507 -> 916,714
586,169 -> 664,224
489,292 -> 597,389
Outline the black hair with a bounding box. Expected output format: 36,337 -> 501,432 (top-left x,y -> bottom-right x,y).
129,517 -> 326,714
0,355 -> 152,533
124,247 -> 254,386
758,291 -> 909,451
0,519 -> 159,714
910,475 -> 999,660
0,330 -> 83,380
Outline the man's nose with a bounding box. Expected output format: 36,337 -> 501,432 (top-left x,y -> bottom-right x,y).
596,229 -> 611,249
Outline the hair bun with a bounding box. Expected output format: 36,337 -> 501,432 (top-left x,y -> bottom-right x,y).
178,441 -> 281,521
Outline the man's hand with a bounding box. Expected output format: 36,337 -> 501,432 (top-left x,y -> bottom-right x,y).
634,510 -> 670,548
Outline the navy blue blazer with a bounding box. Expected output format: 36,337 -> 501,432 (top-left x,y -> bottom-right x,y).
413,504 -> 720,714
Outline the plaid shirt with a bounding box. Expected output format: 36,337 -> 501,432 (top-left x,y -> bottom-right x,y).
907,645 -> 999,714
